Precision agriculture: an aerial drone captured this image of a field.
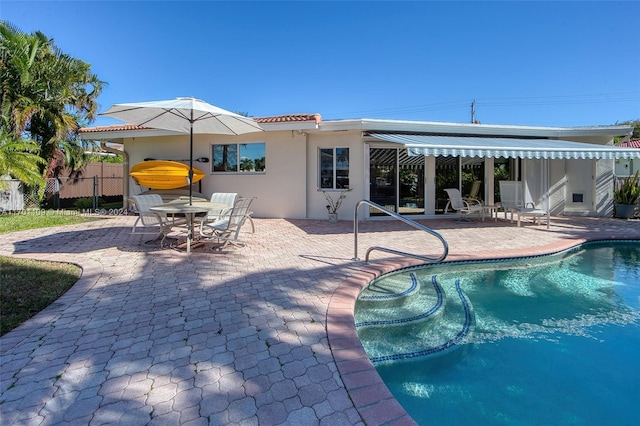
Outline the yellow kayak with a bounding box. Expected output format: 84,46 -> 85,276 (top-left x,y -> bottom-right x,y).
130,160 -> 205,190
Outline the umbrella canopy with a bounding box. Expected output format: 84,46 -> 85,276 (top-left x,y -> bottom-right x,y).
101,97 -> 264,203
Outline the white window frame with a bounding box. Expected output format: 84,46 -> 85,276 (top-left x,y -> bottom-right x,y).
211,142 -> 266,173
318,147 -> 349,190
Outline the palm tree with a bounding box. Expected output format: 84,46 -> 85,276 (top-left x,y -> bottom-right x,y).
0,128 -> 46,187
0,21 -> 105,178
240,157 -> 254,172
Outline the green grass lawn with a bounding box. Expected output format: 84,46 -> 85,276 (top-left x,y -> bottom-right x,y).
0,256 -> 81,336
0,211 -> 98,336
0,210 -> 99,233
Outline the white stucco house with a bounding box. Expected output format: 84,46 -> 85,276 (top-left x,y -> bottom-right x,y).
615,139 -> 640,177
79,113 -> 640,220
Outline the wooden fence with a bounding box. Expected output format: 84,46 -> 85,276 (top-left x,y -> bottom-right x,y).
55,163 -> 124,199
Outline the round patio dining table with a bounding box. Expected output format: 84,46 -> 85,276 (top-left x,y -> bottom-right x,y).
149,201 -> 227,253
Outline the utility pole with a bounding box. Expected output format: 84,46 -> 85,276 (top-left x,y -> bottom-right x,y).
470,99 -> 476,123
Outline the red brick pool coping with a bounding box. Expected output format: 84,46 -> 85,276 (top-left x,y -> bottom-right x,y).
326,234 -> 639,425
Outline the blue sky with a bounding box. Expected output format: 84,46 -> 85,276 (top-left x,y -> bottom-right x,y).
2,1 -> 639,128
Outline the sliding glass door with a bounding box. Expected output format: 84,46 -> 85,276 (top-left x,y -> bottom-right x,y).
370,148 -> 397,215
369,148 -> 425,216
398,151 -> 424,215
435,156 -> 486,213
435,157 -> 459,214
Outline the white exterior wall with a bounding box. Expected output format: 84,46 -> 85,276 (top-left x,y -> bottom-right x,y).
615,158 -> 639,176
124,131 -> 308,218
112,125 -> 630,220
563,160 -> 595,215
306,131 -> 365,220
520,157 -> 613,217
125,129 -> 366,219
202,131 -> 308,219
524,157 -> 611,216
595,159 -> 615,217
548,159 -> 566,215
425,156 -> 437,214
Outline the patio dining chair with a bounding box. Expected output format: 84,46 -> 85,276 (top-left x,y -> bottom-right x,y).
199,197 -> 256,250
208,192 -> 238,219
498,181 -> 522,221
130,194 -> 186,247
208,192 -> 256,233
444,188 -> 484,220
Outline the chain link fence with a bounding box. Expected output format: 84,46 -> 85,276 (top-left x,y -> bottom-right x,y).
1,176 -> 125,213
44,176 -> 124,210
50,176 -> 125,211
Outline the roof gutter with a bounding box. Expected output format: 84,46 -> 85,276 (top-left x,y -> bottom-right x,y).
317,118 -> 632,138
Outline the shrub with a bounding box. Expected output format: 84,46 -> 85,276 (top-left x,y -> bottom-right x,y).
614,171 -> 640,205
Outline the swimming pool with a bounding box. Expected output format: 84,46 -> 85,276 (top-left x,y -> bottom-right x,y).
355,241 -> 640,426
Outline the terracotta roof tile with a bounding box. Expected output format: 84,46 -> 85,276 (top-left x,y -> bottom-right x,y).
255,113 -> 321,124
79,124 -> 154,133
619,139 -> 640,149
79,113 -> 322,133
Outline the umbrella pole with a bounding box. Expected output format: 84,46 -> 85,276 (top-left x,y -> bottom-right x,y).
187,119 -> 195,252
189,117 -> 194,206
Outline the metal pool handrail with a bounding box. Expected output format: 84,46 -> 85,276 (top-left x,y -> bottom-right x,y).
353,200 -> 449,263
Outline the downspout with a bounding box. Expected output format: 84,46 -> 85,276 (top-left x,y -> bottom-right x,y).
296,129 -> 309,218
99,140 -> 129,209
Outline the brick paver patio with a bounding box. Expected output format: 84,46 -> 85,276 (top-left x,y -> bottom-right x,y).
1,214 -> 639,425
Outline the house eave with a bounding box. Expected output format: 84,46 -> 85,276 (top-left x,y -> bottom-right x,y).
258,122 -> 320,132
79,128 -> 184,142
314,118 -> 632,138
79,116 -> 633,142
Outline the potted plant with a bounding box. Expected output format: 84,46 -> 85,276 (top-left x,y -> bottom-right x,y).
321,187 -> 352,222
613,170 -> 640,219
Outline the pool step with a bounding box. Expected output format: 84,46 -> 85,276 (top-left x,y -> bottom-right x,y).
356,274 -> 475,365
357,271 -> 422,307
355,273 -> 444,329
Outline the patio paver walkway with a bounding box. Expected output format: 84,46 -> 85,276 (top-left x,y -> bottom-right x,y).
1,214 -> 639,425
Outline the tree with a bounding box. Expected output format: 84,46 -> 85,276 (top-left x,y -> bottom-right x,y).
240,157 -> 254,172
615,119 -> 640,142
0,21 -> 105,179
0,128 -> 45,187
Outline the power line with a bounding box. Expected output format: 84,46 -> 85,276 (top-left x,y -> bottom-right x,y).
325,92 -> 640,120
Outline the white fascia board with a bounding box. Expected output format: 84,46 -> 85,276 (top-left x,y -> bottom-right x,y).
315,118 -> 632,138
79,128 -> 183,142
80,118 -> 632,141
258,122 -> 320,131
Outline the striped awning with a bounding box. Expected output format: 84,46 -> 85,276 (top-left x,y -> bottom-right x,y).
368,133 -> 640,160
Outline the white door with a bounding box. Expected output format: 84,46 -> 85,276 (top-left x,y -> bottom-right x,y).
565,160 -> 594,213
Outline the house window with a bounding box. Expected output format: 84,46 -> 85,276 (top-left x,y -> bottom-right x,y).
319,147 -> 349,189
212,143 -> 265,173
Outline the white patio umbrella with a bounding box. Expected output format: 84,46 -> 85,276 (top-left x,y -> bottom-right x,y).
101,97 -> 264,204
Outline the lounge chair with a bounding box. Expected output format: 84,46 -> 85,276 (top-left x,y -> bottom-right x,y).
465,180 -> 483,203
199,197 -> 256,250
516,206 -> 550,228
130,194 -> 186,246
444,188 -> 484,220
498,181 -> 549,228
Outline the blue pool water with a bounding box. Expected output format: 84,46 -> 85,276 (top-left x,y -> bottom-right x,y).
355,241 -> 640,426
